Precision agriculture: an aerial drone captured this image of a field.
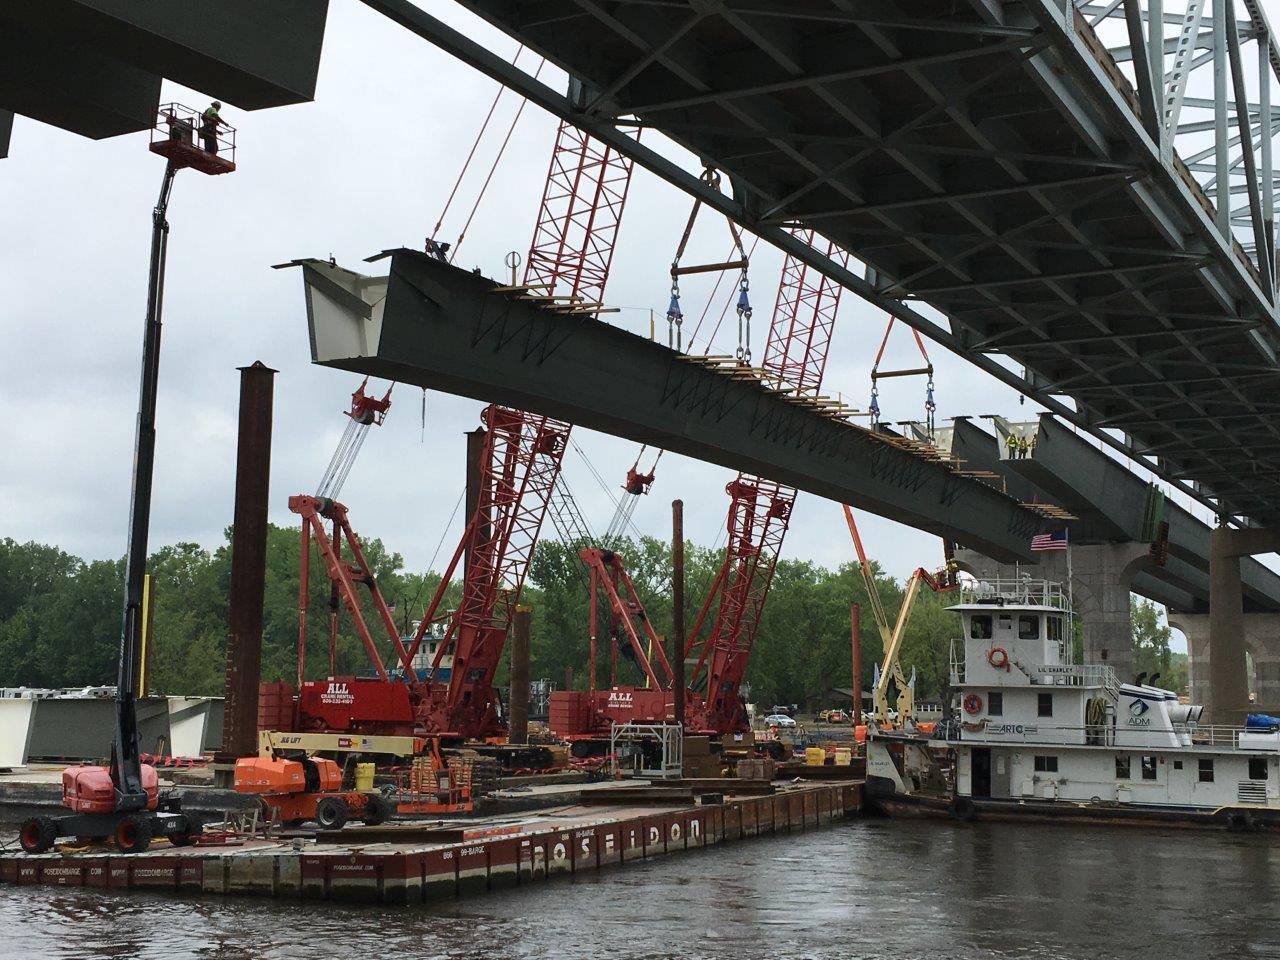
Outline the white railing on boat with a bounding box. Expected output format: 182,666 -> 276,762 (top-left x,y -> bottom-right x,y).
949,649 -> 1119,697
943,720 -> 1280,753
959,577 -> 1070,610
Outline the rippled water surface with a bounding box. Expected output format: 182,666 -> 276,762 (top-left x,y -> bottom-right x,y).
3,819 -> 1278,959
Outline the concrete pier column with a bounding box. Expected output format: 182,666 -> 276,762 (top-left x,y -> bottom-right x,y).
1168,613 -> 1212,710
1205,528 -> 1280,723
1209,528 -> 1250,723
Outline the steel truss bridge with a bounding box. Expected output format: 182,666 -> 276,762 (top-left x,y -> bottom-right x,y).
363,0 -> 1280,528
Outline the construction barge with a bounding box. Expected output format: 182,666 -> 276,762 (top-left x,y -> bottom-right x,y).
1,778 -> 861,904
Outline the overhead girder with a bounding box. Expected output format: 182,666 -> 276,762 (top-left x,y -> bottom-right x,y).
357,0 -> 1280,530
945,415 -> 1280,613
294,250 -> 1052,562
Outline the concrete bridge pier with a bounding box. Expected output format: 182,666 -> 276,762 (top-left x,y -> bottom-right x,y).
1175,528 -> 1280,723
954,543 -> 1153,685
1169,613 -> 1280,720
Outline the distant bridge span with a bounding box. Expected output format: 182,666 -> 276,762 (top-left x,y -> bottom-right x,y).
362,0 -> 1280,529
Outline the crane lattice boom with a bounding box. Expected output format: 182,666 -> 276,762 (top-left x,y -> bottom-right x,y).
414,121 -> 635,737
689,231 -> 849,732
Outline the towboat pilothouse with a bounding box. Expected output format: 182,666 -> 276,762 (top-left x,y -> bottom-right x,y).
867,578 -> 1280,829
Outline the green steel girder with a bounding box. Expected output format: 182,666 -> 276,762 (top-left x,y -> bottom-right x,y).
291,249 -> 1050,562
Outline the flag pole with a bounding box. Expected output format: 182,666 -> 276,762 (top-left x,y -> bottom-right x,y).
1065,529 -> 1075,660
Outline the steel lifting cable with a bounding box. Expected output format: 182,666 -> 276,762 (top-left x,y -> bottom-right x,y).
606,446 -> 664,542
315,415 -> 365,500
666,168 -> 751,358
449,57 -> 547,261
430,44 -> 526,244
572,440 -> 646,544
869,315 -> 936,437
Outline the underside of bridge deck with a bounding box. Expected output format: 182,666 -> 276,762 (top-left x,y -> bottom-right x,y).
365,0 -> 1280,528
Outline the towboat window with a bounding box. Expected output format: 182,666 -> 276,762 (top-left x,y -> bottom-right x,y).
1047,616 -> 1063,642
1037,693 -> 1053,717
1018,615 -> 1039,639
1033,755 -> 1058,773
1141,756 -> 1157,781
1173,760 -> 1183,770
1198,759 -> 1214,783
970,615 -> 992,639
988,692 -> 1003,716
1115,755 -> 1130,779
1249,758 -> 1268,780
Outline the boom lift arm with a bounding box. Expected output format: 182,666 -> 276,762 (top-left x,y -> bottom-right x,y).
20,106 -> 234,854
842,505 -> 957,728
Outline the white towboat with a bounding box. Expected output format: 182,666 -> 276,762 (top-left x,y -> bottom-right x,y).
867,578 -> 1280,830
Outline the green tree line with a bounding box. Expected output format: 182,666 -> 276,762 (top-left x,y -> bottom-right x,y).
0,532 -> 1186,706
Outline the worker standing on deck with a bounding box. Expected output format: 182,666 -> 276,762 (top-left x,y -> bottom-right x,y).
1005,431 -> 1019,460
201,101 -> 224,154
1017,435 -> 1029,459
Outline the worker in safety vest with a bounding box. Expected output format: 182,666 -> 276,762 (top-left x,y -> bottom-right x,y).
201,101 -> 223,154
1017,435 -> 1029,459
1004,431 -> 1019,459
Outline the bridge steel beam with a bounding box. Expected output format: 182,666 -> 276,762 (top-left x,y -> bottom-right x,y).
289,250 -> 1049,563
947,414 -> 1270,613
358,0 -> 1280,532
1017,413 -> 1280,612
0,1 -> 328,144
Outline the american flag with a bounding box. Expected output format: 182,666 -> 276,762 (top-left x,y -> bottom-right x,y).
1030,530 -> 1069,551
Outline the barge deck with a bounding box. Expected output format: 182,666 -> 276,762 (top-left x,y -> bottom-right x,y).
1,779 -> 861,904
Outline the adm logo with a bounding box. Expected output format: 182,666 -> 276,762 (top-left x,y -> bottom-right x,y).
1127,698 -> 1151,726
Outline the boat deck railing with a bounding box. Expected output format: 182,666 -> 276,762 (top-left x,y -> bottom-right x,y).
949,720 -> 1280,753
1181,724 -> 1280,751
950,654 -> 1119,696
959,577 -> 1070,611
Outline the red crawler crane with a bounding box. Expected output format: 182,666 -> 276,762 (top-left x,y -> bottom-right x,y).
685,233 -> 849,733
289,121 -> 636,746
549,231 -> 849,742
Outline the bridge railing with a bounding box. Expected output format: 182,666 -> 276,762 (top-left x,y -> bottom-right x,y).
1069,0 -> 1279,299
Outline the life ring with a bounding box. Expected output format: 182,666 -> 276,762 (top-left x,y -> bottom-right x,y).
962,693 -> 983,715
988,646 -> 1010,671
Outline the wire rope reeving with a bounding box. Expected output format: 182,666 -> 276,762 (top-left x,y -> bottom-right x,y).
700,236 -> 760,354
430,44 -> 526,243
448,56 -> 549,262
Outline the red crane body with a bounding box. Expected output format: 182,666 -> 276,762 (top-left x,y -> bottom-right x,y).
548,231 -> 849,740
288,121 -> 635,743
687,233 -> 848,733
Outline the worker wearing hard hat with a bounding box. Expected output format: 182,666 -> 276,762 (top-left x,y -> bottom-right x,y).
1004,431 -> 1018,459
201,101 -> 224,154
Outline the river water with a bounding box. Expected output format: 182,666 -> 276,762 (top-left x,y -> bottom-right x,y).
2,819 -> 1277,960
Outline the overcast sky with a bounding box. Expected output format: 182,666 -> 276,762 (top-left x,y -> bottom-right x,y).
0,2 -> 1232,644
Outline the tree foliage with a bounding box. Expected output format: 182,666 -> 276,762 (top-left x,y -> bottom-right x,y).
0,530 -> 1105,708
1130,596 -> 1188,694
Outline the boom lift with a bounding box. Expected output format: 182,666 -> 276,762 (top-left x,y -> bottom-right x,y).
19,105 -> 234,854
841,506 -> 958,729
234,730 -> 412,828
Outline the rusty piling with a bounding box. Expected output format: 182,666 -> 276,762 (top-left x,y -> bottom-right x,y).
220,362 -> 276,762
509,604 -> 532,745
672,499 -> 685,727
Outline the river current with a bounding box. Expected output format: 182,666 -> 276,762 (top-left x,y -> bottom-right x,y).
2,818 -> 1277,959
